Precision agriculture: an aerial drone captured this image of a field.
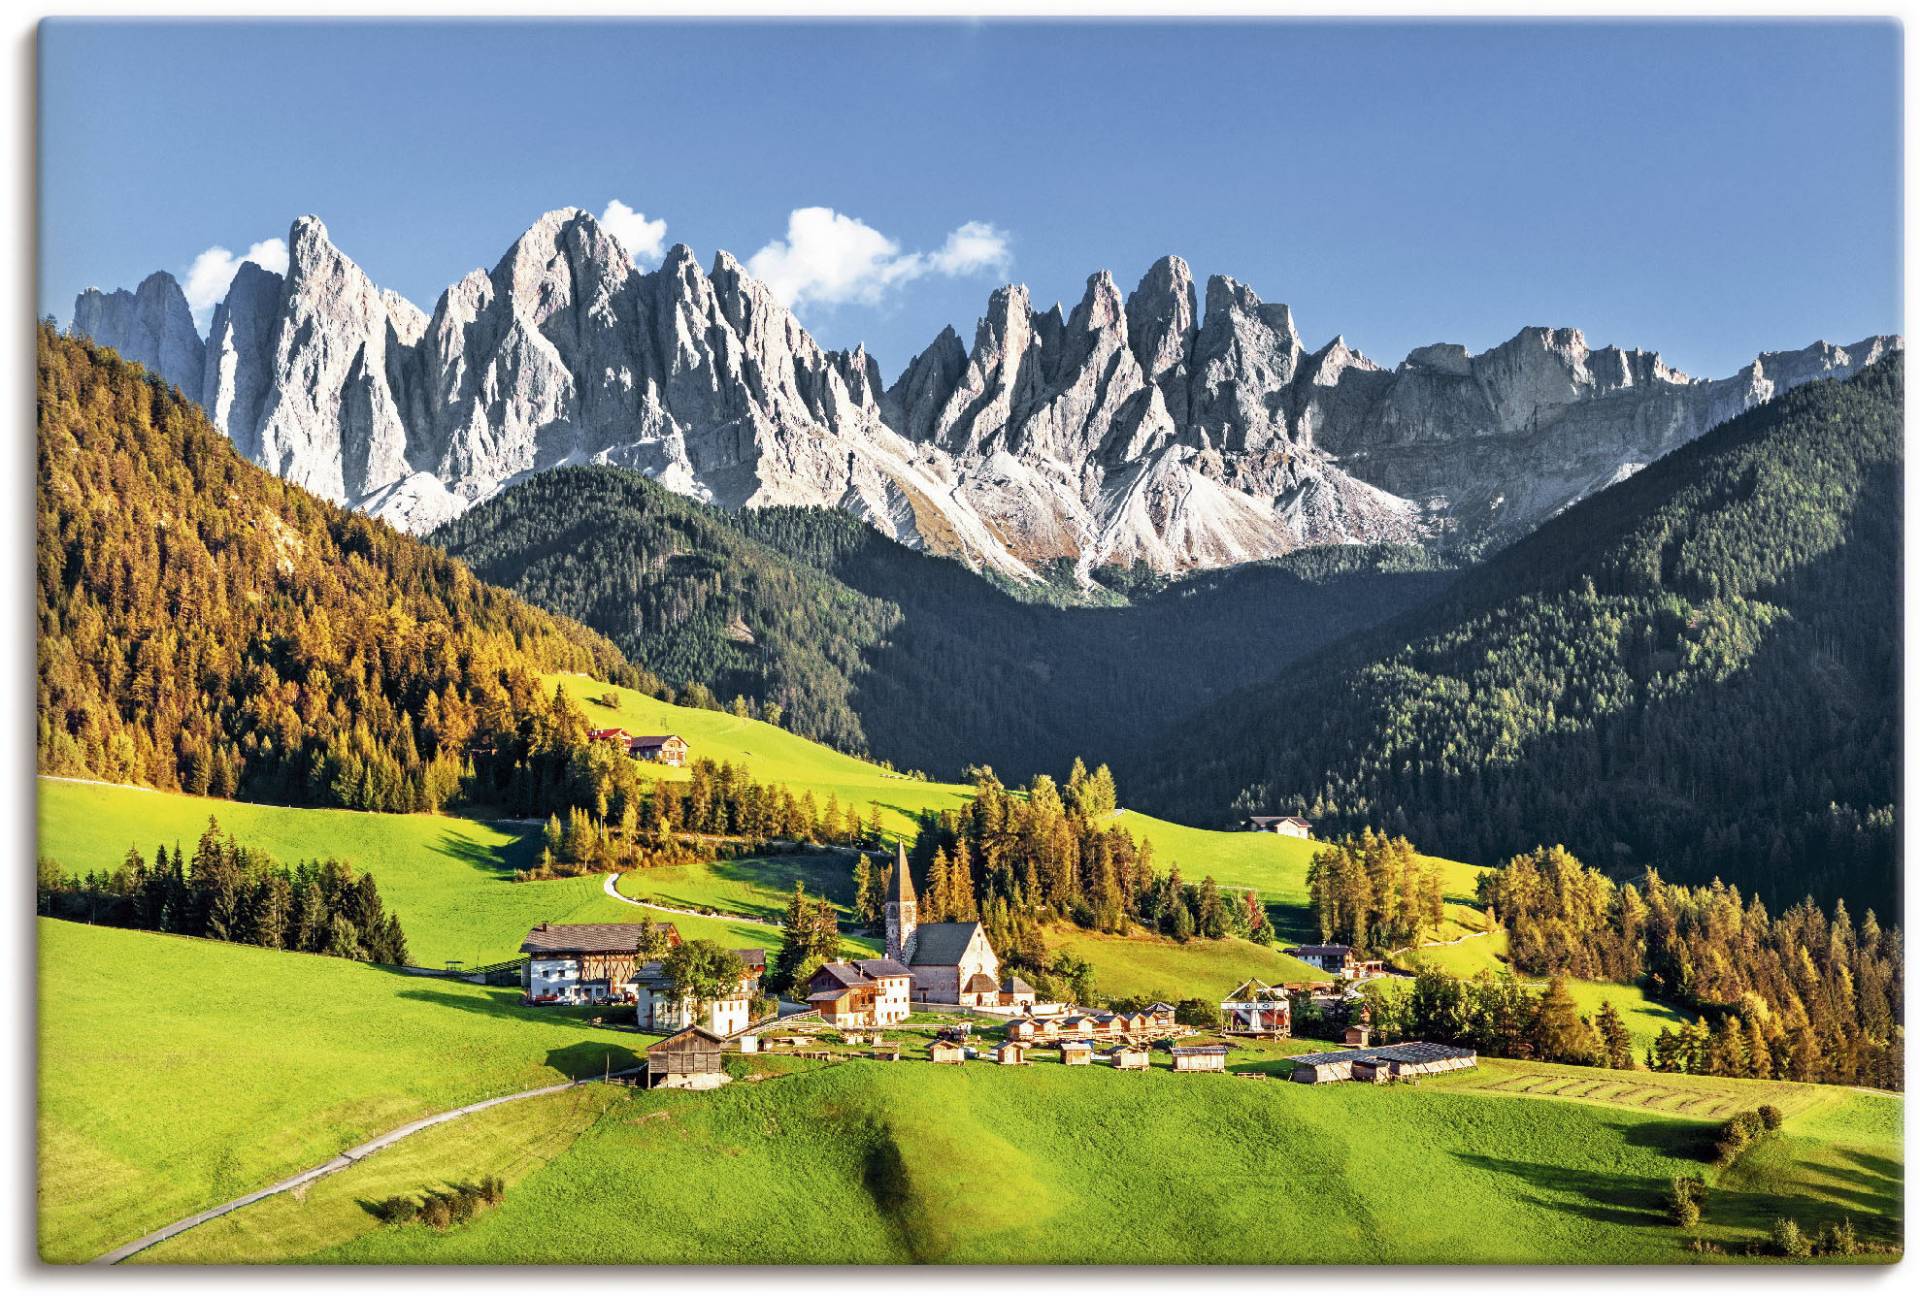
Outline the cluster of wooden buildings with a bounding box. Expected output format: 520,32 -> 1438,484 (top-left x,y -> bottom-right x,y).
1287,1042 -> 1476,1085
520,921 -> 767,1036
1005,1003 -> 1177,1044
586,728 -> 690,767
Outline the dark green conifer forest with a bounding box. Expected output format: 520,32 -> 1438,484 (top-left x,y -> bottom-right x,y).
1135,358 -> 1903,915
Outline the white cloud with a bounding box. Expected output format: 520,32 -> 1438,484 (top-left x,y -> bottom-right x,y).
926,220 -> 1013,277
183,238 -> 289,321
746,207 -> 1011,310
599,200 -> 669,266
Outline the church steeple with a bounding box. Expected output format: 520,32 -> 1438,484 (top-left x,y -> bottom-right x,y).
884,842 -> 917,962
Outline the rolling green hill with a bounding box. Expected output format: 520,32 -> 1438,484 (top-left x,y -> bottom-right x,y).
36,777 -> 808,966
1135,357 -> 1903,915
437,465 -> 1455,783
152,1054 -> 1899,1265
36,919 -> 648,1263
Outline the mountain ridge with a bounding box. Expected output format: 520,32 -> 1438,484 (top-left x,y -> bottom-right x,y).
73,208 -> 1900,579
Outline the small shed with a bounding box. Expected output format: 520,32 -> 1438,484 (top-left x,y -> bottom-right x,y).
1060,1040 -> 1094,1066
995,1041 -> 1028,1066
1170,1044 -> 1229,1073
869,1044 -> 901,1062
1007,1018 -> 1038,1043
1110,1045 -> 1150,1071
645,1026 -> 728,1090
929,1039 -> 967,1065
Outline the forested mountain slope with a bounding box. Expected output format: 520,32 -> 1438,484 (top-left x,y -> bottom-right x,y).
1133,357 -> 1902,913
432,466 -> 1455,781
36,325 -> 652,813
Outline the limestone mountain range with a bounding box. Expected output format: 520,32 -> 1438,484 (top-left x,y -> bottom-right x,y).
71,208 -> 1900,579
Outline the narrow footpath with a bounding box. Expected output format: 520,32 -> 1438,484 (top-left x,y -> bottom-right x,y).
91,1068 -> 642,1265
599,872 -> 782,929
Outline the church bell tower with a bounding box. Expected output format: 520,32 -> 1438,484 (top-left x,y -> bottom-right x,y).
884,842 -> 917,962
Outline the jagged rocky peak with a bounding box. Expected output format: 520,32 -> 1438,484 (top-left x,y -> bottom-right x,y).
1188,274 -> 1305,451
69,212 -> 1904,581
1126,255 -> 1198,424
72,270 -> 204,396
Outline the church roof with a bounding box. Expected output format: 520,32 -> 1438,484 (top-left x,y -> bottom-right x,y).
907,920 -> 984,968
886,842 -> 916,905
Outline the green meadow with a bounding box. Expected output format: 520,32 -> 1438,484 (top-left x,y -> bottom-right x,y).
36,777 -> 785,966
1404,930 -> 1698,1053
1052,928 -> 1330,1000
37,920 -> 650,1263
263,1056 -> 1900,1265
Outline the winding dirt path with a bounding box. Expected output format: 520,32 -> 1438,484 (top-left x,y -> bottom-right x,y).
91,1068 -> 642,1265
599,872 -> 782,929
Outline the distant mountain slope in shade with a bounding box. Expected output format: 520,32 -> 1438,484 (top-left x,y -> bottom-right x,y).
430,465 -> 1457,782
35,324 -> 648,811
1130,356 -> 1903,915
72,208 -> 1899,580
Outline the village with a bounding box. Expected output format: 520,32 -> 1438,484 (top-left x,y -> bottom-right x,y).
515,839 -> 1478,1093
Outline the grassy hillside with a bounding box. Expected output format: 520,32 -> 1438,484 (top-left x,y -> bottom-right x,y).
246,1057 -> 1901,1265
37,920 -> 648,1263
36,778 -> 788,966
439,465 -> 1455,783
1052,928 -> 1330,1000
1403,930 -> 1695,1053
611,852 -> 859,923
1137,357 -> 1903,915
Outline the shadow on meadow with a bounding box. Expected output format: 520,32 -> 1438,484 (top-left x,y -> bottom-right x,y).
1451,1151 -> 1667,1228
430,825 -> 538,880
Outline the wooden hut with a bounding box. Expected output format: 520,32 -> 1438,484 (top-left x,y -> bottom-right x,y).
1060,1039 -> 1094,1066
1007,1017 -> 1038,1043
645,1026 -> 728,1090
929,1039 -> 967,1065
1110,1045 -> 1150,1070
1144,1002 -> 1177,1032
995,1041 -> 1029,1066
869,1044 -> 902,1062
1170,1043 -> 1229,1073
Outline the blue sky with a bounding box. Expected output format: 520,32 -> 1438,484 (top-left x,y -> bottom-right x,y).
39,19 -> 1901,381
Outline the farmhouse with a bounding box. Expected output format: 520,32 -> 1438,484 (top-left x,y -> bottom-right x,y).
1284,944 -> 1385,980
520,921 -> 681,1005
1246,815 -> 1312,838
806,958 -> 913,1027
1171,1043 -> 1230,1073
1289,1042 -> 1477,1085
645,1026 -> 729,1090
1220,980 -> 1291,1037
628,734 -> 689,767
631,949 -> 764,1036
884,844 -> 1002,1003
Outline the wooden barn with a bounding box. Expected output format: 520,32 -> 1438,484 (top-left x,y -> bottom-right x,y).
1170,1043 -> 1229,1073
645,1026 -> 728,1090
629,734 -> 689,767
1059,1040 -> 1094,1066
929,1039 -> 967,1065
1290,1042 -> 1477,1085
995,1042 -> 1028,1066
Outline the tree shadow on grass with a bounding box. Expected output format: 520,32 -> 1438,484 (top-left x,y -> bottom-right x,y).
391,982 -> 606,1027
429,825 -> 539,880
1451,1150 -> 1668,1228
542,1039 -> 642,1079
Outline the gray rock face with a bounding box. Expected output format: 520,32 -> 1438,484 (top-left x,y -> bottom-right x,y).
74,210 -> 1904,582
71,271 -> 204,395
